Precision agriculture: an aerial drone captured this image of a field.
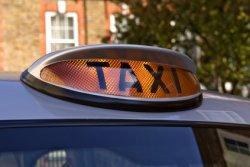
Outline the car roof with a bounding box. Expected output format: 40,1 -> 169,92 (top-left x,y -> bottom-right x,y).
0,76 -> 250,126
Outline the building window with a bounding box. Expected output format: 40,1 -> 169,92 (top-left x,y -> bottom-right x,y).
45,12 -> 79,53
224,138 -> 250,155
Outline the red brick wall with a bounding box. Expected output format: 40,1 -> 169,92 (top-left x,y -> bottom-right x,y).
0,0 -> 40,72
84,0 -> 120,44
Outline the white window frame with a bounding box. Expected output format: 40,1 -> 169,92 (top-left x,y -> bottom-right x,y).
45,11 -> 79,53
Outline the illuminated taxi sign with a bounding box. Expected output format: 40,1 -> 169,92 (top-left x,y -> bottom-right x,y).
41,59 -> 199,98
21,45 -> 202,111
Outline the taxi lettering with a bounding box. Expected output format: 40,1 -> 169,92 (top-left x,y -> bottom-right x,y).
144,64 -> 169,94
119,62 -> 143,93
87,61 -> 182,94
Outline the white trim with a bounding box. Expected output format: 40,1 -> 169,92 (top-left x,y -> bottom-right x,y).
45,12 -> 55,54
49,39 -> 76,43
45,12 -> 79,53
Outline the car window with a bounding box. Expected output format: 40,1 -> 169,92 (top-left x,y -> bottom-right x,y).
0,125 -> 249,167
0,126 -> 201,167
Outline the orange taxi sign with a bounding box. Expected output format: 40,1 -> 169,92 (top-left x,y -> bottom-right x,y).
41,59 -> 200,99
21,45 -> 202,111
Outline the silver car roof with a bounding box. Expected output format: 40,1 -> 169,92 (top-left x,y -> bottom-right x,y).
0,78 -> 249,125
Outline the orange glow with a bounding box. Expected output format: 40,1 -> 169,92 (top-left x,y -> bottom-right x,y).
40,59 -> 200,98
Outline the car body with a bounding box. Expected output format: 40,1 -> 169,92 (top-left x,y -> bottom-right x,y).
0,45 -> 249,167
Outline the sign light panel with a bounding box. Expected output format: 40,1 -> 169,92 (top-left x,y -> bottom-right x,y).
41,59 -> 200,99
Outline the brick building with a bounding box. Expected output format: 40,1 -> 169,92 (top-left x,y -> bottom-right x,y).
0,0 -> 119,72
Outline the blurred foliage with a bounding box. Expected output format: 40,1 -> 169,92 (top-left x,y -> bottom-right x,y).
107,0 -> 250,96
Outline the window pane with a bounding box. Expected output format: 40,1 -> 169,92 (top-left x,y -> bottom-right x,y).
51,15 -> 66,39
59,29 -> 65,39
51,43 -> 75,52
2,126 -> 250,166
0,126 -> 202,166
66,43 -> 75,47
68,17 -> 73,27
51,29 -> 59,39
68,30 -> 74,39
51,43 -> 60,51
51,16 -> 57,26
59,15 -> 65,27
50,15 -> 74,40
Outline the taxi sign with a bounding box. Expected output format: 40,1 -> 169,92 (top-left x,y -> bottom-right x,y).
21,45 -> 202,111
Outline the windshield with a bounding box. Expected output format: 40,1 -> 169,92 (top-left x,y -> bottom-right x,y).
0,125 -> 249,167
